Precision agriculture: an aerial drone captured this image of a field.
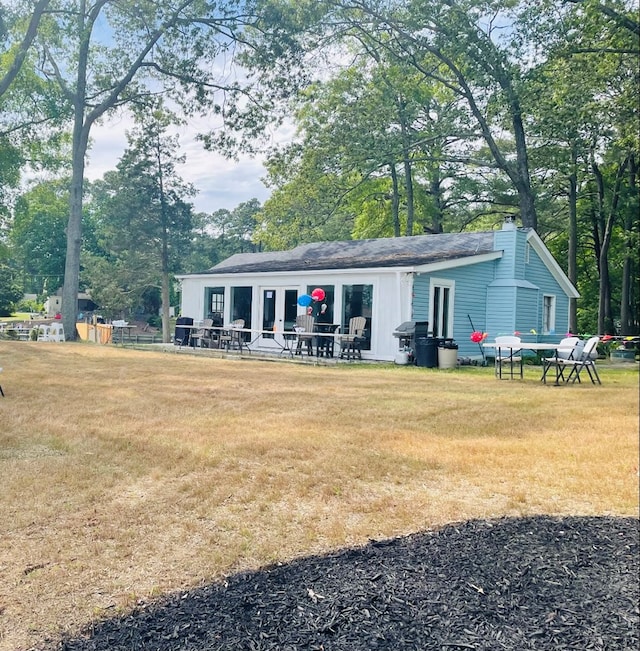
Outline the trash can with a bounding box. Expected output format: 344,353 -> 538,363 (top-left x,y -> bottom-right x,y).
415,337 -> 439,368
438,339 -> 459,369
174,316 -> 193,346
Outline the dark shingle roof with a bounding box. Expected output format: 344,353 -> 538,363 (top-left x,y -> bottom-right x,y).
195,232 -> 496,275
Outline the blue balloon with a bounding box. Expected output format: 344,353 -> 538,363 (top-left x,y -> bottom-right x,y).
297,294 -> 312,307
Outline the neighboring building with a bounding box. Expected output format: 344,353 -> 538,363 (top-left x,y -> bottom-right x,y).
176,221 -> 579,361
44,289 -> 98,317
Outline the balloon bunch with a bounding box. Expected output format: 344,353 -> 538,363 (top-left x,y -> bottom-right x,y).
297,287 -> 326,307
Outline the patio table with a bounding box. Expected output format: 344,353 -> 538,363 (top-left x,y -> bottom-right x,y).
112,323 -> 137,345
483,342 -> 566,384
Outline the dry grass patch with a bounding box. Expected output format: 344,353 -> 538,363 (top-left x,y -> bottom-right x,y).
0,341 -> 638,650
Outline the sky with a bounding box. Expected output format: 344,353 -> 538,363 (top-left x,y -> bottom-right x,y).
85,115 -> 275,215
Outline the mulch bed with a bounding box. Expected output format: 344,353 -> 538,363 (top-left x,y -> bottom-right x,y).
51,515 -> 638,651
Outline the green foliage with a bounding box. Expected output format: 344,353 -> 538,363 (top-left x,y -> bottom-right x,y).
83,108 -> 195,318
9,179 -> 69,295
17,297 -> 43,313
0,264 -> 22,315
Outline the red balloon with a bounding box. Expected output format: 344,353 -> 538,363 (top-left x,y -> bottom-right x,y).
311,288 -> 325,301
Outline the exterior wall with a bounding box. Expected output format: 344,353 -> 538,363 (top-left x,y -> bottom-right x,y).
486,227 -> 572,347
412,259 -> 496,358
44,294 -> 62,317
524,245 -> 571,336
516,286 -> 540,335
179,268 -> 415,361
178,227 -> 576,363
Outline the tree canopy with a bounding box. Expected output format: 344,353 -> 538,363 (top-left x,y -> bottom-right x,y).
0,0 -> 637,336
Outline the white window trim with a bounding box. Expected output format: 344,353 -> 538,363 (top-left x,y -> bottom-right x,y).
543,294 -> 556,335
429,277 -> 455,339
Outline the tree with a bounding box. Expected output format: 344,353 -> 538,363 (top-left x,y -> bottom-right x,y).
86,107 -> 195,341
243,0 -> 541,229
9,180 -> 69,296
3,0 -> 266,340
523,0 -> 639,334
0,0 -> 51,98
0,263 -> 22,316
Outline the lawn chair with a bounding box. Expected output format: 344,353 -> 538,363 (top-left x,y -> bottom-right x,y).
48,322 -> 65,342
541,336 -> 580,384
557,336 -> 601,384
36,325 -> 51,341
339,316 -> 366,360
494,335 -> 523,379
294,314 -> 315,356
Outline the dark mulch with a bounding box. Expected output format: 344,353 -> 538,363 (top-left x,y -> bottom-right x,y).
50,515 -> 638,651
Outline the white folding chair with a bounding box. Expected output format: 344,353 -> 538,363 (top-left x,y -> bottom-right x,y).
557,336 -> 601,384
541,336 -> 580,384
494,335 -> 523,379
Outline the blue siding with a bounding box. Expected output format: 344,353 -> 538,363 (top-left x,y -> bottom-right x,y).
409,226 -> 573,361
493,228 -> 527,280
412,260 -> 495,357
525,245 -> 570,335
516,286 -> 539,338
486,284 -> 517,336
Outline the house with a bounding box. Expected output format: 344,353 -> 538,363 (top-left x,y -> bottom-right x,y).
44,289 -> 98,318
176,220 -> 579,361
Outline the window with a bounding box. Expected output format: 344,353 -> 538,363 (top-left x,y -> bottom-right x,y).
543,295 -> 556,334
342,284 -> 372,350
231,287 -> 253,339
205,287 -> 224,323
306,285 -> 335,322
429,278 -> 454,339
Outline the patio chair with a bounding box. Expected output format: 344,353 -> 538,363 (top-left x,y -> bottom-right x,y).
316,323 -> 340,357
48,322 -> 65,342
189,318 -> 213,348
556,336 -> 601,384
339,316 -> 367,360
220,319 -> 245,350
36,325 -> 51,341
294,314 -> 315,356
541,336 -> 580,384
494,335 -> 523,379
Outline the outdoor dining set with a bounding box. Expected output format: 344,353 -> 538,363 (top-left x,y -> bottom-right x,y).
484,335 -> 602,385
174,315 -> 367,360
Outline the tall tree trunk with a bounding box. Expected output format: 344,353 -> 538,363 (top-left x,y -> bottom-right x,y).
390,163 -> 401,237
567,149 -> 578,334
593,157 -> 628,334
620,154 -> 638,334
62,3 -> 91,341
402,152 -> 414,236
399,105 -> 415,236
429,167 -> 444,234
156,136 -> 172,344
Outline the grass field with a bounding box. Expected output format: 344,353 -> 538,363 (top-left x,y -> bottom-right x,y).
0,342 -> 638,650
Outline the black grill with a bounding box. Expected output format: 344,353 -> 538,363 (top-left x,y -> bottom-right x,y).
393,321 -> 429,348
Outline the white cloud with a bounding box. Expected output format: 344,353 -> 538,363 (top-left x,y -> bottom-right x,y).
86,115 -> 272,213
